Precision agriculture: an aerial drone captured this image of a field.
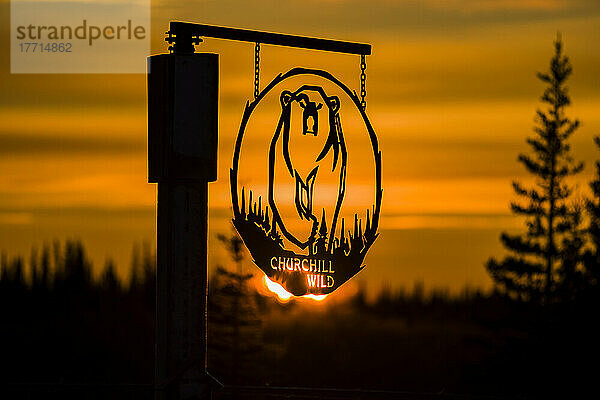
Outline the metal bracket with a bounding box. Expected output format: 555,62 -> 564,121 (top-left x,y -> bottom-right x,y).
166,29 -> 202,54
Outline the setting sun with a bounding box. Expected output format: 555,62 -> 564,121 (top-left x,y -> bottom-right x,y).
263,275 -> 327,302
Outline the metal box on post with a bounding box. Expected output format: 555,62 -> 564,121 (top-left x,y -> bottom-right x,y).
148,53 -> 218,183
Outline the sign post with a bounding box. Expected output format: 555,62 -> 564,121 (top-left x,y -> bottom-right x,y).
148,51 -> 218,399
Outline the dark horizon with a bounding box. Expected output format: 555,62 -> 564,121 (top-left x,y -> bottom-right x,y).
1,235 -> 599,399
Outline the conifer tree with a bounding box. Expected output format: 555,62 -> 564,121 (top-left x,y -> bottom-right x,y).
314,209 -> 328,255
486,36 -> 583,303
209,233 -> 262,384
102,258 -> 120,292
40,244 -> 50,290
29,247 -> 38,289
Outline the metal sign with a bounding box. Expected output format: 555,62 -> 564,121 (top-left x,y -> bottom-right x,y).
230,68 -> 382,297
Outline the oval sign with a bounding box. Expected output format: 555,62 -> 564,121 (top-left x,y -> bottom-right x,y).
230,68 -> 382,297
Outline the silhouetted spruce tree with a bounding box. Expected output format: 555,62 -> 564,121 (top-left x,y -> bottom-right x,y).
314,209 -> 328,255
209,233 -> 262,385
40,244 -> 50,290
30,247 -> 38,289
486,36 -> 583,303
129,242 -> 141,292
102,258 -> 120,292
62,240 -> 92,293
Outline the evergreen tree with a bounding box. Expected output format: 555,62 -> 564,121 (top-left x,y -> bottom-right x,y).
101,258 -> 120,292
139,242 -> 156,304
29,247 -> 38,289
209,233 -> 262,385
314,209 -> 328,255
63,240 -> 92,290
13,257 -> 24,287
129,242 -> 141,292
40,244 -> 50,290
486,36 -> 583,303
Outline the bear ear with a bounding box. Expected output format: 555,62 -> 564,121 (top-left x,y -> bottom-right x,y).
280,91 -> 293,108
327,96 -> 340,114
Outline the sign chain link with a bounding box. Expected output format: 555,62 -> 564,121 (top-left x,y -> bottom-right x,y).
254,42 -> 261,99
360,54 -> 367,110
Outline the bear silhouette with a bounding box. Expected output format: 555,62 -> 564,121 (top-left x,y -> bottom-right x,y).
268,85 -> 347,254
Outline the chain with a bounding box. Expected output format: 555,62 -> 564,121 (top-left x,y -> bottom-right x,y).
360,54 -> 367,110
254,42 -> 261,99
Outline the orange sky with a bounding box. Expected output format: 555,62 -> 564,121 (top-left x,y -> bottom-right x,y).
1,0 -> 600,295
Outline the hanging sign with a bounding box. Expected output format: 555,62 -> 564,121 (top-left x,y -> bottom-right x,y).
230,67 -> 382,297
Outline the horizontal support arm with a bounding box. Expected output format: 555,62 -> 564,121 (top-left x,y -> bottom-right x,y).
168,21 -> 371,55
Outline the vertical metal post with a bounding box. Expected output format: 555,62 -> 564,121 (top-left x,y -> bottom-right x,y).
148,53 -> 218,400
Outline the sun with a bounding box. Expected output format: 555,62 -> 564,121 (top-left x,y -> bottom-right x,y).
263,276 -> 327,302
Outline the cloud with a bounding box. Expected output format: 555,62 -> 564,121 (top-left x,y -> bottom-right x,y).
0,133 -> 144,155
420,0 -> 569,12
148,0 -> 600,41
0,212 -> 34,225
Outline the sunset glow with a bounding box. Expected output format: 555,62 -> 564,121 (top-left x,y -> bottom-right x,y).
263,276 -> 327,301
1,0 -> 600,294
